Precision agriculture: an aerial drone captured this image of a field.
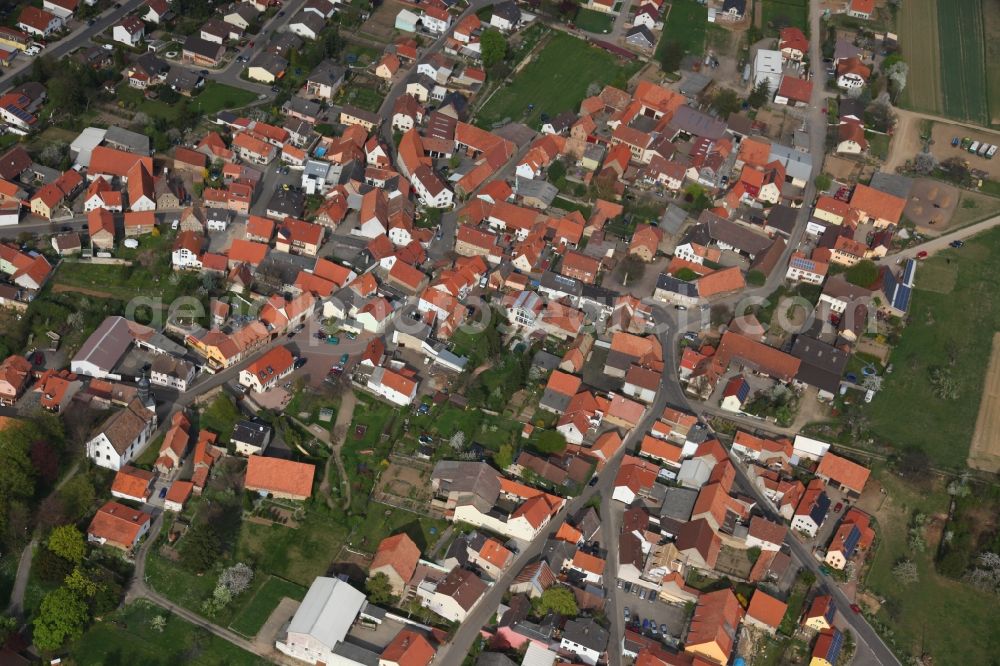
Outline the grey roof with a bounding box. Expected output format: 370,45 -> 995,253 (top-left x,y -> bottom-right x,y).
703,212 -> 773,256
134,52 -> 170,77
769,142 -> 812,182
668,105 -> 728,141
266,188 -> 306,217
539,271 -> 582,297
834,39 -> 862,62
232,420 -> 271,446
532,350 -> 561,371
765,204 -> 798,236
869,171 -> 914,200
656,273 -> 699,297
251,51 -> 288,75
287,577 -> 366,649
283,96 -> 320,118
103,126 -> 150,156
677,458 -> 712,488
572,506 -> 600,540
659,486 -> 698,521
270,32 -> 304,54
304,159 -> 332,179
540,389 -> 574,414
290,10 -> 326,34
625,25 -> 656,47
680,72 -> 713,97
183,35 -> 226,61
431,461 -> 501,512
791,335 -> 848,394
514,176 -> 557,206
561,618 -> 609,652
492,0 -> 522,22
72,316 -> 136,374
722,0 -> 746,12
540,538 -> 575,569
659,204 -> 688,235
167,66 -> 201,91
332,641 -> 379,666
544,110 -> 577,133
308,60 -> 346,85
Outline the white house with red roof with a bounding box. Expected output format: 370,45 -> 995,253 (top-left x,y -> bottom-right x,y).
238,345 -> 295,393
367,366 -> 418,406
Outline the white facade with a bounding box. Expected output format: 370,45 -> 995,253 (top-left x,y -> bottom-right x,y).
239,362 -> 293,393
752,50 -> 783,94
86,413 -> 156,471
275,577 -> 367,665
366,367 -> 418,406
113,23 -> 144,47
172,246 -> 201,270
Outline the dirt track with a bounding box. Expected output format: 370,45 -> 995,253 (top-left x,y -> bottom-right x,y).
968,332 -> 1000,473
52,283 -> 114,298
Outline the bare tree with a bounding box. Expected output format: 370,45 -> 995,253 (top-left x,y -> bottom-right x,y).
892,558 -> 919,584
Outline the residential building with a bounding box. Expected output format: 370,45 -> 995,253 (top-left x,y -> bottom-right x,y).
87,501 -> 151,551
232,419 -> 273,456
238,345 -> 295,393
275,577 -> 367,663
245,455 -> 315,500
369,533 -> 421,597
86,398 -> 156,470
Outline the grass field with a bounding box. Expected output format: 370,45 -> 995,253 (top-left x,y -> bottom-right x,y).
967,332 -> 1000,472
229,576 -> 306,638
72,601 -> 268,666
237,510 -> 351,587
761,0 -> 808,35
863,471 -> 1000,665
196,82 -> 260,114
659,0 -> 707,58
574,8 -> 614,33
867,227 -> 1000,468
476,33 -> 639,129
937,0 -> 988,125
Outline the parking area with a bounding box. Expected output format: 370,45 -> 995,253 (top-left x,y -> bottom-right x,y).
615,584 -> 688,643
284,316 -> 374,389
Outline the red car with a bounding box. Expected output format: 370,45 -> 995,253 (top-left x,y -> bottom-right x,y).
850,604 -> 862,614
834,502 -> 843,512
916,250 -> 929,259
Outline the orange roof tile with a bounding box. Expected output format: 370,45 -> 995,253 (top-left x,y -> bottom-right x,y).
815,452 -> 870,493
747,589 -> 788,629
381,629 -> 435,666
244,455 -> 315,498
371,532 -> 421,582
87,500 -> 150,548
110,465 -> 153,500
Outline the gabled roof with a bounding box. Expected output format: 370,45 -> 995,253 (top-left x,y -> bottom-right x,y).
371,532 -> 421,583
88,500 -> 150,547
244,455 -> 315,498
111,465 -> 153,499
815,452 -> 870,493
746,589 -> 787,629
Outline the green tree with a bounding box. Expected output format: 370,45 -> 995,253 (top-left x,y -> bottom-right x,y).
179,525 -> 222,573
710,88 -> 742,119
64,568 -> 100,598
532,585 -> 579,617
674,268 -> 699,282
33,587 -> 90,651
480,29 -> 508,69
747,80 -> 771,108
533,430 -> 567,455
495,444 -> 514,470
547,159 -> 567,185
365,572 -> 397,605
658,41 -> 685,73
746,270 -> 766,286
616,255 -> 646,285
48,525 -> 86,565
56,474 -> 96,523
814,173 -> 832,191
844,260 -> 878,287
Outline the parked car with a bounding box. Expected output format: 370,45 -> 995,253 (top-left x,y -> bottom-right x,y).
850,603 -> 862,614
326,336 -> 339,345
293,357 -> 307,369
950,239 -> 965,248
660,624 -> 667,636
916,250 -> 929,259
588,476 -> 598,487
340,353 -> 350,364
674,305 -> 687,310
158,487 -> 168,499
623,607 -> 630,620
834,502 -> 843,512
417,403 -> 430,415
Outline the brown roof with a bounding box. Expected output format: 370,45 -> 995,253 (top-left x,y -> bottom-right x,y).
435,568 -> 487,610
748,515 -> 788,545
371,533 -> 421,583
696,266 -> 746,297
850,183 -> 905,225
94,399 -> 155,454
674,518 -> 721,569
244,455 -> 315,498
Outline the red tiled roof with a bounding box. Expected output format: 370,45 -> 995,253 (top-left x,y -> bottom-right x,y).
110,465 -> 153,500
87,500 -> 150,548
371,532 -> 421,583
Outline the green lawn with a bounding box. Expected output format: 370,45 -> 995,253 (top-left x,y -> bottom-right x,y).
476,32 -> 640,129
348,506 -> 448,555
863,471 -> 1000,665
194,82 -> 259,114
71,600 -> 269,666
761,0 -> 809,35
866,227 -> 1000,468
228,576 -> 306,638
552,197 -> 593,218
236,510 -> 350,587
146,549 -> 223,617
341,86 -> 385,113
53,260 -> 201,304
659,0 -> 707,57
574,8 -> 614,33
936,0 -> 989,125
866,131 -> 890,161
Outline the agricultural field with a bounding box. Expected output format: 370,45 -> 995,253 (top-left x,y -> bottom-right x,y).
898,0 -> 991,126
967,333 -> 1000,472
985,0 -> 1000,125
867,227 -> 1000,468
476,33 -> 640,129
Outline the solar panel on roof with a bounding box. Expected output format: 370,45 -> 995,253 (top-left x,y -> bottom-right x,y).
842,524 -> 861,556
